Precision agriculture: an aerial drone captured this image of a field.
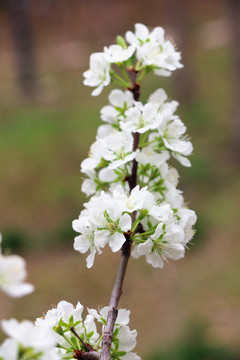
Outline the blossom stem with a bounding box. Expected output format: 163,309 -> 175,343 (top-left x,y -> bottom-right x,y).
119,64 -> 131,83
112,78 -> 130,88
137,68 -> 147,82
101,73 -> 140,360
111,71 -> 130,87
133,229 -> 155,238
70,327 -> 94,353
139,137 -> 158,149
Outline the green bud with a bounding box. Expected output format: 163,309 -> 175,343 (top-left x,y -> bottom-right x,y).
116,35 -> 127,49
69,315 -> 74,326
53,324 -> 64,336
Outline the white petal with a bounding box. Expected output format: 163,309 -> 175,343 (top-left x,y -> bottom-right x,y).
149,88 -> 167,104
109,232 -> 126,252
173,153 -> 192,167
119,213 -> 132,232
3,283 -> 34,298
94,230 -> 109,248
122,352 -> 141,360
73,235 -> 91,254
117,326 -> 137,352
86,249 -> 96,268
0,338 -> 18,360
116,309 -> 130,326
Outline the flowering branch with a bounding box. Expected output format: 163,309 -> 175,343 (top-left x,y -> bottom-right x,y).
0,23 -> 196,360
101,72 -> 141,360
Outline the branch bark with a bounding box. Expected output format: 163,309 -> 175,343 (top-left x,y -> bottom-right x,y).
100,72 -> 140,360
74,349 -> 100,360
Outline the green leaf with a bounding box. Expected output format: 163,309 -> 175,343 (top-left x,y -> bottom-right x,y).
116,36 -> 127,48
88,331 -> 94,338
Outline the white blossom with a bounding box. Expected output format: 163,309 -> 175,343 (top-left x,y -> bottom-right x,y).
1,319 -> 57,357
178,208 -> 197,244
165,182 -> 184,209
132,222 -> 185,268
81,131 -> 135,174
73,191 -> 133,266
83,52 -> 111,96
125,23 -> 183,74
73,218 -> 102,268
149,88 -> 179,116
135,146 -> 169,167
121,102 -> 162,133
99,131 -> 136,169
104,44 -> 135,63
0,234 -> 34,298
100,89 -> 134,125
36,300 -> 84,330
158,117 -> 193,154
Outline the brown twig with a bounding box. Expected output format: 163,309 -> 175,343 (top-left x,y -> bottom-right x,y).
100,71 -> 140,360
74,349 -> 100,360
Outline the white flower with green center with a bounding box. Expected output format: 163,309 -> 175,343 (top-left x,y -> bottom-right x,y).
73,218 -> 102,268
159,117 -> 191,152
100,89 -> 134,125
132,222 -> 185,268
83,52 -> 111,96
98,131 -> 136,169
73,191 -> 132,263
121,102 -> 162,133
95,210 -> 131,252
82,131 -> 135,173
125,23 -> 183,74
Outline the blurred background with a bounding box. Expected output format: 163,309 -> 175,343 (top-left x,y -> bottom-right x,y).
0,0 -> 240,358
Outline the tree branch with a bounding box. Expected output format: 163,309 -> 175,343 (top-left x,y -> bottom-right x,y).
100,72 -> 140,360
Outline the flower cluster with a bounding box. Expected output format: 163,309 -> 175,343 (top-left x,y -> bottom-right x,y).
0,233 -> 34,298
74,23 -> 196,269
83,23 -> 183,96
36,300 -> 139,360
0,301 -> 138,360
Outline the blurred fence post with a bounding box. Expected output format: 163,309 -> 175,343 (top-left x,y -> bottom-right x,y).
227,0 -> 240,159
165,0 -> 196,103
3,0 -> 38,99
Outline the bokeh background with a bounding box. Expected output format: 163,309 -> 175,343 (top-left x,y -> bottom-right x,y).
0,0 -> 240,359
